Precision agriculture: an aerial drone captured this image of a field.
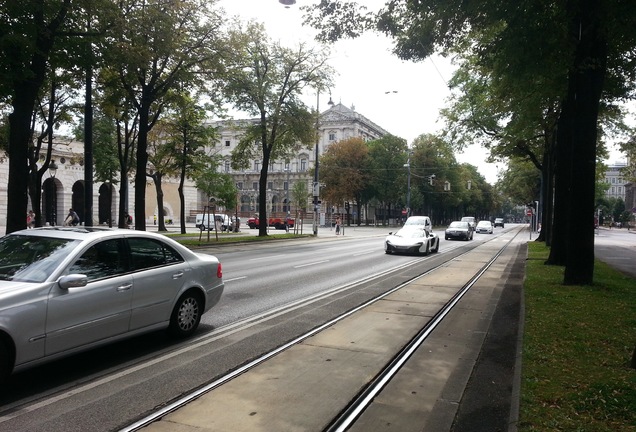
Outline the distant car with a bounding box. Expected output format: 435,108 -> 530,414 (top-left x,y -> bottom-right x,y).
445,221 -> 473,241
475,220 -> 494,234
494,218 -> 505,228
385,227 -> 440,255
403,216 -> 433,231
461,216 -> 476,231
247,216 -> 294,230
0,227 -> 224,381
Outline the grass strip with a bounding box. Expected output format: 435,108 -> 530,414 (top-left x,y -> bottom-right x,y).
520,242 -> 636,431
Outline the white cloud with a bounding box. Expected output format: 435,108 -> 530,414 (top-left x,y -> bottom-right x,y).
217,0 -> 501,183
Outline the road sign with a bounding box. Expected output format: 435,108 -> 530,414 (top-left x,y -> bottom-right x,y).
526,209 -> 533,216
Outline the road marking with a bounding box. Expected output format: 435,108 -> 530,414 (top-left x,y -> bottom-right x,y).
224,276 -> 247,282
248,254 -> 286,261
293,260 -> 330,268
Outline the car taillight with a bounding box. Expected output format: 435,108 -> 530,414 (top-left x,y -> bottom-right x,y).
217,262 -> 223,279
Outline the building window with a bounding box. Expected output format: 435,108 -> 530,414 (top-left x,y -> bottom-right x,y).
237,182 -> 243,190
284,181 -> 289,191
267,181 -> 273,190
301,159 -> 307,171
252,182 -> 258,191
225,140 -> 231,147
329,132 -> 336,141
284,161 -> 290,171
255,161 -> 260,172
224,160 -> 230,172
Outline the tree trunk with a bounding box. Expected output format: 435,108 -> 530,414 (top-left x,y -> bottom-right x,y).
134,97 -> 151,231
562,0 -> 607,285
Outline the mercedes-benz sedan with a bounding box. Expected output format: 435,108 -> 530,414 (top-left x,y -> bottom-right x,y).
0,227 -> 224,381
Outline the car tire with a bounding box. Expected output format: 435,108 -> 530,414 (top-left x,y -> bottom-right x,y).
422,243 -> 430,256
169,291 -> 203,338
431,240 -> 439,253
0,340 -> 11,383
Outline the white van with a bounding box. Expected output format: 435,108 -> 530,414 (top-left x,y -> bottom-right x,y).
195,213 -> 231,231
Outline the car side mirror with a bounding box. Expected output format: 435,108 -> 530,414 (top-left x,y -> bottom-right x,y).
58,274 -> 88,289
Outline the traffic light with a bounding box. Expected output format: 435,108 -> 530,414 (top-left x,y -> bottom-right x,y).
345,202 -> 350,211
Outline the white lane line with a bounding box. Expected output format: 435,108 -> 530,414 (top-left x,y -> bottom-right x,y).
293,260 -> 330,269
224,276 -> 247,282
248,254 -> 286,261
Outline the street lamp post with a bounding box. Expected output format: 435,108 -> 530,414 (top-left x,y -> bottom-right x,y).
313,92 -> 320,236
404,151 -> 412,218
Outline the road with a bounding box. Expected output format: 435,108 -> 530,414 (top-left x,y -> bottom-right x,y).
0,225 -> 572,431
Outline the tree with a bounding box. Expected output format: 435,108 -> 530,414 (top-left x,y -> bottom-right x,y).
224,21 -> 333,236
367,135 -> 408,225
158,94 -> 218,234
320,137 -> 370,226
303,0 -> 636,284
290,180 -> 309,233
0,0 -> 95,233
105,0 -> 226,230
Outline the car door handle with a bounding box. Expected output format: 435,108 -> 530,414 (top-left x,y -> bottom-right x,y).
172,271 -> 184,279
117,283 -> 132,292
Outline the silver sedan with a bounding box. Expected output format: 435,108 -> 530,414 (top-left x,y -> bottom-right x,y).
0,227 -> 224,381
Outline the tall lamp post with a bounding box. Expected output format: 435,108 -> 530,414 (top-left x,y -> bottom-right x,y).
404,151 -> 412,218
313,92 -> 320,235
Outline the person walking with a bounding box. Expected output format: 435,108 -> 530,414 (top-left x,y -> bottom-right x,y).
335,216 -> 341,235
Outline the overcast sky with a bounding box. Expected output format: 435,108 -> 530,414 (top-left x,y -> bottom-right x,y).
217,0 -> 630,182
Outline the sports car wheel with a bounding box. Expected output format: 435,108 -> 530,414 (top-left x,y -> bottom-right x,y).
169,291 -> 203,338
431,240 -> 439,253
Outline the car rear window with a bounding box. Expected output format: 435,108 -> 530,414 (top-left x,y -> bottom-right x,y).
128,237 -> 184,271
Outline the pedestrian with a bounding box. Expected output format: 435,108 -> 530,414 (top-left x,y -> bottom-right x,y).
335,216 -> 341,235
27,210 -> 35,228
65,208 -> 80,226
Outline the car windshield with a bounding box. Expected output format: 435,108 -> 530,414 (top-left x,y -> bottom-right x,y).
394,228 -> 427,238
449,222 -> 467,228
404,218 -> 428,226
0,235 -> 80,282
477,221 -> 491,227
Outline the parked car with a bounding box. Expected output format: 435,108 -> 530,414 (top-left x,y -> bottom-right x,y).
475,220 -> 494,234
403,215 -> 433,231
247,216 -> 295,230
494,218 -> 505,228
460,216 -> 476,231
0,227 -> 224,381
385,227 -> 440,255
445,221 -> 473,241
195,213 -> 231,231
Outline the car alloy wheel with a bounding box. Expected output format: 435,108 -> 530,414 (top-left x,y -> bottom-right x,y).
169,291 -> 203,337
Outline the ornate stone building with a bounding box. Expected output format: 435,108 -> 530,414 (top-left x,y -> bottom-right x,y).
211,102 -> 389,223
0,102 -> 388,230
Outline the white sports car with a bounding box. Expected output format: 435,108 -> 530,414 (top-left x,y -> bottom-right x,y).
385,227 -> 440,255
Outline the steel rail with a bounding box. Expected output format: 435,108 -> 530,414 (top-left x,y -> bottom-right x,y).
324,230 -> 522,432
121,232 -> 516,432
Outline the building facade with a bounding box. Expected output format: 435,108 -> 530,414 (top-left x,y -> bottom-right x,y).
0,103 -> 388,230
602,162 -> 628,201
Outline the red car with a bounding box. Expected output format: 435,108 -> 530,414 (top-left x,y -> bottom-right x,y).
247,216 -> 294,230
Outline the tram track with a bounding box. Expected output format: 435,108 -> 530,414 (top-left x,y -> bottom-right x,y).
122,229 -> 524,432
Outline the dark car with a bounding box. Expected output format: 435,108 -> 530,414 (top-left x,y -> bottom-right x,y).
460,216 -> 476,232
494,218 -> 505,228
445,221 -> 473,241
